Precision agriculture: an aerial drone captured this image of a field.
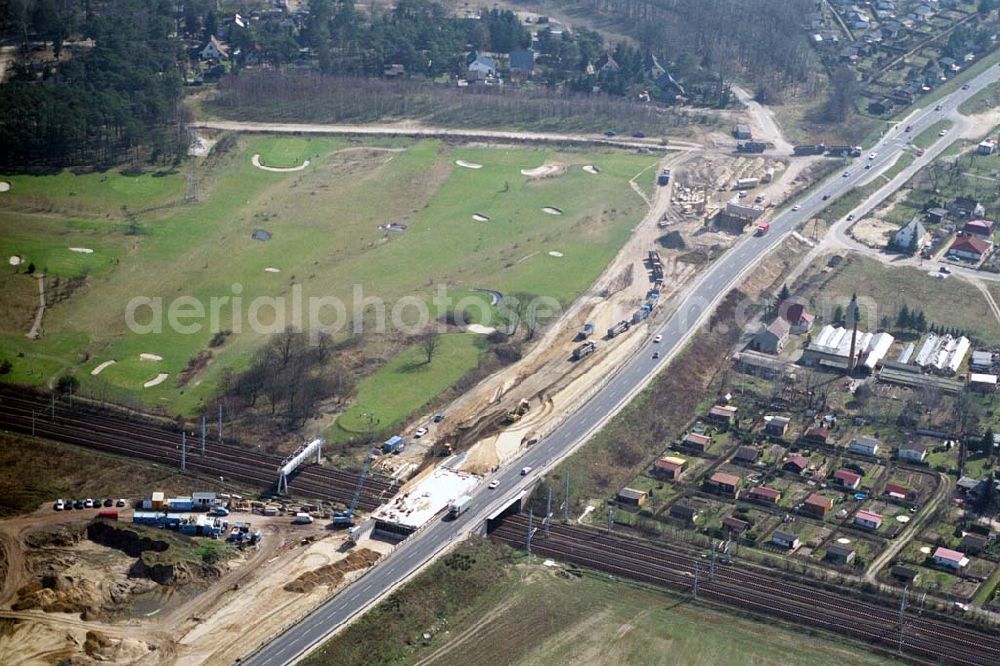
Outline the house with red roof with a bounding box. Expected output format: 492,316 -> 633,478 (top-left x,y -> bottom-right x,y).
802,493 -> 834,518
748,485 -> 782,504
948,235 -> 992,262
854,509 -> 883,530
884,483 -> 914,502
783,454 -> 809,474
705,471 -> 742,498
961,219 -> 995,238
933,546 -> 969,570
778,299 -> 815,333
834,468 -> 861,490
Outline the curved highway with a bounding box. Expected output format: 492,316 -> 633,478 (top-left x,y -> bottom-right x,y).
241,63 -> 1000,665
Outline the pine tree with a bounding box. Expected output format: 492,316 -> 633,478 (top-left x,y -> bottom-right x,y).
896,304 -> 911,329
779,283 -> 791,301
833,304 -> 845,325
915,310 -> 927,332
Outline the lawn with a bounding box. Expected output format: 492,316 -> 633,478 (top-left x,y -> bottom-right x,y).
331,333 -> 486,440
959,80 -> 1000,115
303,537 -> 898,666
804,255 -> 1000,345
912,120 -> 954,150
0,137 -> 652,416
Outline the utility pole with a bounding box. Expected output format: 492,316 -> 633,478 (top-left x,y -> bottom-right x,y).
607,508 -> 613,534
200,416 -> 206,455
50,393 -> 55,420
563,473 -> 570,521
710,542 -> 718,580
898,586 -> 908,654
693,561 -> 700,598
545,486 -> 552,537
527,509 -> 534,556
217,404 -> 223,443
847,292 -> 860,375
181,431 -> 187,472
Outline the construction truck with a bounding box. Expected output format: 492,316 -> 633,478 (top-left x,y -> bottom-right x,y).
574,322 -> 595,341
737,141 -> 767,154
755,221 -> 770,236
572,340 -> 597,361
503,399 -> 531,424
793,143 -> 826,156
330,449 -> 374,527
657,168 -> 671,185
607,320 -> 631,338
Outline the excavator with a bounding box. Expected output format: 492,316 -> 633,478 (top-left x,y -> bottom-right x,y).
501,399 -> 531,424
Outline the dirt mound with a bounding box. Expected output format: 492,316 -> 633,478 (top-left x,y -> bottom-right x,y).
283,548 -> 380,593
87,521 -> 169,558
657,231 -> 686,250
84,631 -> 155,663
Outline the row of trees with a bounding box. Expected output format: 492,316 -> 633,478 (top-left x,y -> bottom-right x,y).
0,0 -> 186,169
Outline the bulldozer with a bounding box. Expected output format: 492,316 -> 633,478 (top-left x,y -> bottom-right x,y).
501,399 -> 531,424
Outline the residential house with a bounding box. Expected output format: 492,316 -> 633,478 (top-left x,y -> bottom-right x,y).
949,196 -> 985,218
765,416 -> 790,438
898,441 -> 928,463
707,405 -> 737,427
884,483 -> 914,502
956,476 -> 982,495
734,446 -> 760,464
803,493 -> 834,518
849,436 -> 880,457
962,219 -> 995,238
783,454 -> 809,474
201,35 -> 229,61
722,515 -> 750,534
596,51 -> 621,75
669,503 -> 699,524
681,432 -> 713,454
653,456 -> 687,480
778,300 -> 815,333
854,509 -> 883,530
826,545 -> 856,565
754,317 -> 791,354
772,530 -> 800,550
616,487 -> 648,508
959,533 -> 989,555
734,124 -> 752,140
926,207 -> 948,224
467,51 -> 498,81
948,235 -> 992,262
508,49 -> 535,78
891,565 -> 920,584
706,471 -> 742,498
893,218 -> 928,251
735,351 -> 789,379
834,468 -> 862,491
803,427 -> 830,445
932,546 -> 969,570
748,485 -> 782,505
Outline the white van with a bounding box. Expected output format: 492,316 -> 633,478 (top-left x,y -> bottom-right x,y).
292,512 -> 314,525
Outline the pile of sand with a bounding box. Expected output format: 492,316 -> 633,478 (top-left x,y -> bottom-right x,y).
264,267 -> 281,273
582,165 -> 600,175
455,160 -> 483,169
548,251 -> 564,257
466,324 -> 496,335
472,213 -> 490,222
251,154 -> 310,172
520,163 -> 564,178
283,548 -> 380,594
542,207 -> 564,215
69,247 -> 94,254
90,360 -> 116,376
143,373 -> 169,388
139,353 -> 162,362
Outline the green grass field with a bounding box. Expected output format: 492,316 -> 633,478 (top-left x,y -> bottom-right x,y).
303,538 -> 897,666
0,137 -> 652,417
912,120 -> 954,150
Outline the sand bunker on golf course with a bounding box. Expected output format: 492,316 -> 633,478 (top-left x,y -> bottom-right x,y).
91,360 -> 116,376
69,247 -> 94,254
265,267 -> 281,273
9,255 -> 23,266
143,373 -> 169,388
139,353 -> 163,362
455,160 -> 483,169
467,324 -> 496,335
582,165 -> 600,175
251,154 -> 310,172
520,163 -> 565,178
542,207 -> 564,215
472,213 -> 490,222
548,251 -> 564,257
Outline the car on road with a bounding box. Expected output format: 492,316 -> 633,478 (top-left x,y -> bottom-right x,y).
847,214 -> 854,221
868,152 -> 877,160
520,466 -> 532,475
54,499 -> 64,511
962,84 -> 970,90
84,498 -> 94,508
905,125 -> 912,132
939,265 -> 952,274
916,148 -> 925,156
488,479 -> 500,489
792,204 -> 801,211
842,171 -> 850,177
432,413 -> 445,423
604,130 -> 616,137
935,104 -> 942,111
653,334 -> 662,343
652,351 -> 660,359
822,194 -> 830,200
414,427 -> 429,439
632,131 -> 646,138
864,164 -> 871,170
939,129 -> 947,136
117,498 -> 127,507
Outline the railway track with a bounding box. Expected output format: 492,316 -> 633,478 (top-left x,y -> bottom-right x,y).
491,516 -> 999,665
0,387 -> 397,511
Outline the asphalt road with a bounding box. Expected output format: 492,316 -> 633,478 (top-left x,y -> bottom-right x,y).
241,64 -> 1000,666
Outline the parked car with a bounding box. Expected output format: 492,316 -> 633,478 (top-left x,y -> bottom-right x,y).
54,499 -> 65,511
116,498 -> 127,507
103,498 -> 114,507
73,500 -> 84,510
414,427 -> 429,439
632,131 -> 646,138
212,506 -> 230,516
432,413 -> 445,423
84,498 -> 94,508
939,265 -> 952,274
604,130 -> 617,137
